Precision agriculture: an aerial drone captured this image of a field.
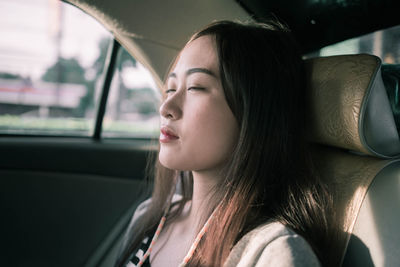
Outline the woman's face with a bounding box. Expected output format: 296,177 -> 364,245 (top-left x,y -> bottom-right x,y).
159,35 -> 239,172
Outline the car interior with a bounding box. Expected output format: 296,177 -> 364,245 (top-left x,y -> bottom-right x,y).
306,53 -> 400,266
1,0 -> 400,266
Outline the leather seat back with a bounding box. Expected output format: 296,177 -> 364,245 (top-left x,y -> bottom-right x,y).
305,54 -> 400,266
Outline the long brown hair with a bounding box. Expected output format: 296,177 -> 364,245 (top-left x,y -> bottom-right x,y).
117,20 -> 338,267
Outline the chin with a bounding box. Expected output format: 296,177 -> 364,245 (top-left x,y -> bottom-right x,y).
158,155 -> 198,171
159,154 -> 182,170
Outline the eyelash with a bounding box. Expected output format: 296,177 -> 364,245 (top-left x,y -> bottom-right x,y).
188,87 -> 204,91
165,87 -> 204,94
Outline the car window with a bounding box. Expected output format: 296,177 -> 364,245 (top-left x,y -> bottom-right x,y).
306,24 -> 400,64
0,0 -> 111,136
102,47 -> 161,138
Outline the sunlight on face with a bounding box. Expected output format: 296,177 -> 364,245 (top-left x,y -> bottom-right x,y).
158,35 -> 239,173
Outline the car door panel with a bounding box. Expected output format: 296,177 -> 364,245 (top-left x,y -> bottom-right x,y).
0,138 -> 152,267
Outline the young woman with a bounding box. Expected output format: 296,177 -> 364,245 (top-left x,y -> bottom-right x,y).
116,20 -> 336,267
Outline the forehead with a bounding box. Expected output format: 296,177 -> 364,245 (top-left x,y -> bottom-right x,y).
172,35 -> 219,75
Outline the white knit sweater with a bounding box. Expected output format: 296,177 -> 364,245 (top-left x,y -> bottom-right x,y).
121,197 -> 321,267
224,221 -> 321,267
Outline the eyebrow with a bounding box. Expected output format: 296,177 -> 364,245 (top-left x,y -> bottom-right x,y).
168,68 -> 216,79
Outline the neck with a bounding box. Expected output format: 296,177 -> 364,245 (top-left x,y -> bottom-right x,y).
187,169 -> 220,225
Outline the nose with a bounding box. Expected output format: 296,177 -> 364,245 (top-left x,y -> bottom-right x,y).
159,92 -> 183,120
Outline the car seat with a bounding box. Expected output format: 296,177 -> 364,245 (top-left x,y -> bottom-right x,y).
305,54 -> 400,266
90,54 -> 400,267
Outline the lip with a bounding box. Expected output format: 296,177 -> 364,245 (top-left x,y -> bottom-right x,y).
160,126 -> 179,143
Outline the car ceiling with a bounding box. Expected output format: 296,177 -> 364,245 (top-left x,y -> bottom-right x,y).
66,0 -> 250,88
239,0 -> 400,53
66,0 -> 400,88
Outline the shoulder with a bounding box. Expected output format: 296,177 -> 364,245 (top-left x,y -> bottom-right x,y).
120,194 -> 183,251
126,194 -> 183,230
224,221 -> 321,267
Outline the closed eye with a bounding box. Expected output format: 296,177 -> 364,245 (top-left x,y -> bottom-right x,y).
165,89 -> 176,94
188,87 -> 205,91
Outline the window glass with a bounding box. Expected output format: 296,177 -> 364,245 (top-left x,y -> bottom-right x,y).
102,47 -> 161,138
306,24 -> 400,64
0,0 -> 111,135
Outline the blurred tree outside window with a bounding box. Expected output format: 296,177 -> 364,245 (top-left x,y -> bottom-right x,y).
0,0 -> 111,135
102,47 -> 161,138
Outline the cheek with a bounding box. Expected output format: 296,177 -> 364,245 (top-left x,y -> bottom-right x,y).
191,106 -> 235,151
192,109 -> 238,169
161,98 -> 238,171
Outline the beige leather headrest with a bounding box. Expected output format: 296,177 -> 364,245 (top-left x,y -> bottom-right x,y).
305,54 -> 400,158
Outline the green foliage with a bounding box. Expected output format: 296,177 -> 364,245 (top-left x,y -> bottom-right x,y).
93,38 -> 111,75
41,57 -> 86,84
41,57 -> 92,117
39,37 -> 114,117
117,47 -> 137,71
75,37 -> 112,117
0,72 -> 24,80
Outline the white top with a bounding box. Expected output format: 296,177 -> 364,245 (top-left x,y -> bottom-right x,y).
122,196 -> 321,267
224,221 -> 321,267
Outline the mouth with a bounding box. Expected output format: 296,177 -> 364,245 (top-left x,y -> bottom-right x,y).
160,126 -> 179,143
